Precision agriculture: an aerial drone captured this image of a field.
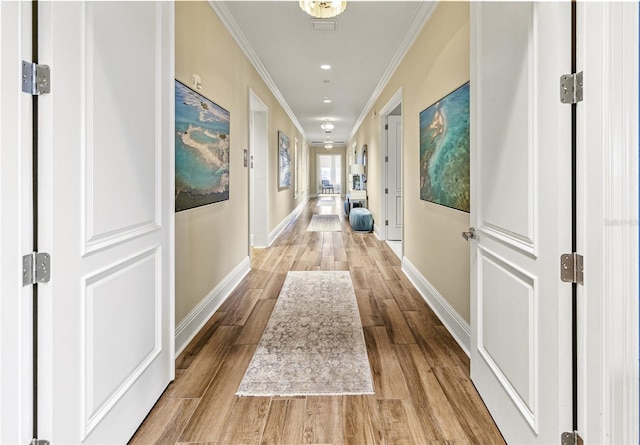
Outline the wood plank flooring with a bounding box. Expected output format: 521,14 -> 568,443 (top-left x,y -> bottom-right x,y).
130,197 -> 505,445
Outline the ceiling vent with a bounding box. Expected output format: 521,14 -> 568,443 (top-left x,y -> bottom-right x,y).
312,19 -> 337,32
311,141 -> 345,145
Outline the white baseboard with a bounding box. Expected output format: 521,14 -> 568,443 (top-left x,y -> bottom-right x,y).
401,257 -> 470,356
373,223 -> 384,240
175,256 -> 251,355
267,198 -> 308,246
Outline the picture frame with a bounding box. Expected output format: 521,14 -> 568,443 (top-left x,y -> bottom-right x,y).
361,144 -> 367,188
419,82 -> 470,213
174,80 -> 230,212
278,130 -> 291,190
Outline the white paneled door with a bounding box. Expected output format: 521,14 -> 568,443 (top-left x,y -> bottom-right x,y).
470,2 -> 573,443
37,2 -> 175,443
386,115 -> 402,241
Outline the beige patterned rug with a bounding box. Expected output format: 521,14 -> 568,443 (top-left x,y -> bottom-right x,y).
236,271 -> 374,397
307,214 -> 341,232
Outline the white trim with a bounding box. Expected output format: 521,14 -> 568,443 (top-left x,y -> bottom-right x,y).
378,88 -> 403,255
174,256 -> 251,356
267,197 -> 309,247
249,89 -> 269,249
578,3 -> 639,443
0,2 -> 33,443
349,2 -> 436,142
373,224 -> 384,241
209,1 -> 305,138
401,257 -> 470,356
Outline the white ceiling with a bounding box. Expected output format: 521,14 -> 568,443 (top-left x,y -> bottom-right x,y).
212,1 -> 436,146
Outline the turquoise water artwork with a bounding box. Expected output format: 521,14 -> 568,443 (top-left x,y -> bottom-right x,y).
419,82 -> 470,213
175,80 -> 230,212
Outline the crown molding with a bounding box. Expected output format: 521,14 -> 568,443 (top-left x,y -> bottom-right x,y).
208,1 -> 307,140
348,1 -> 437,142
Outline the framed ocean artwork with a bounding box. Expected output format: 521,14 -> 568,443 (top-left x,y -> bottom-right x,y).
278,130 -> 291,190
419,82 -> 470,213
175,80 -> 230,212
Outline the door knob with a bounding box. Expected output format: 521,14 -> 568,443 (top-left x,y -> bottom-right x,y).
462,227 -> 476,241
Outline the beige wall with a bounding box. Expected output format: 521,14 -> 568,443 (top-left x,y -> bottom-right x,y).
348,2 -> 471,322
175,1 -> 306,324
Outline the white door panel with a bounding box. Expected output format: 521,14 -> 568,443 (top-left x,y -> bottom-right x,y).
0,2 -> 34,443
249,91 -> 269,248
471,2 -> 572,442
387,115 -> 402,241
37,2 -> 174,443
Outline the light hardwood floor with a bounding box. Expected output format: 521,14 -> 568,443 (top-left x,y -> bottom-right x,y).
130,197 -> 505,445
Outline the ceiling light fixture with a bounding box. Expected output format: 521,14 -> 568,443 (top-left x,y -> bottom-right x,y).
323,97 -> 331,103
320,121 -> 335,132
325,143 -> 334,149
299,1 -> 347,19
320,64 -> 331,70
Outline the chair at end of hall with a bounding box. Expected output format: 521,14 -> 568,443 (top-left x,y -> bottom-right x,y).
321,179 -> 334,194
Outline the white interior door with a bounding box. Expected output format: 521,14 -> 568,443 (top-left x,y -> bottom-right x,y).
249,91 -> 269,248
0,2 -> 34,443
37,2 -> 175,443
386,115 -> 402,241
470,2 -> 573,443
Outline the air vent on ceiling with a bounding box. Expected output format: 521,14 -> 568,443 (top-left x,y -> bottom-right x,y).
311,19 -> 337,32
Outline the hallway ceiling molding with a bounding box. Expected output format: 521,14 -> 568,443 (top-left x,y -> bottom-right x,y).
209,1 -> 306,137
212,1 -> 436,146
348,1 -> 436,141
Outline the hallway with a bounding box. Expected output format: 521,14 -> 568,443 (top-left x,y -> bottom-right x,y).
130,197 -> 504,444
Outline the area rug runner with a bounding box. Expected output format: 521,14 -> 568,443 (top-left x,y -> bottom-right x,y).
317,199 -> 336,207
236,271 -> 374,397
307,214 -> 341,232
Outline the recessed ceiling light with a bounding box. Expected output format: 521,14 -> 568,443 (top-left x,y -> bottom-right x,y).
321,64 -> 331,70
323,97 -> 331,103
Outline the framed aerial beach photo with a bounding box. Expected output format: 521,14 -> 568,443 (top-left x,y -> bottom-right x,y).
175,80 -> 230,212
419,82 -> 470,213
278,130 -> 291,190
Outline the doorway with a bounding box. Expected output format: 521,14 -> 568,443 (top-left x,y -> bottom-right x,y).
316,153 -> 342,195
380,89 -> 403,257
249,90 -> 269,248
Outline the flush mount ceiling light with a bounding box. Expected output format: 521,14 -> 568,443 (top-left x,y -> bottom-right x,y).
320,64 -> 331,70
323,97 -> 331,103
325,143 -> 333,149
320,121 -> 335,132
299,1 -> 347,19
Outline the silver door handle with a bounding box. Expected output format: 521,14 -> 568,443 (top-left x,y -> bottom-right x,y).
462,228 -> 476,241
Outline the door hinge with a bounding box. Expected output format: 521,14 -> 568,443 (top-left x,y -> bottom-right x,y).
30,439 -> 50,445
385,188 -> 388,194
23,252 -> 51,286
560,71 -> 583,104
561,431 -> 584,445
385,124 -> 388,130
22,61 -> 50,95
385,156 -> 389,162
385,220 -> 388,226
560,253 -> 583,285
